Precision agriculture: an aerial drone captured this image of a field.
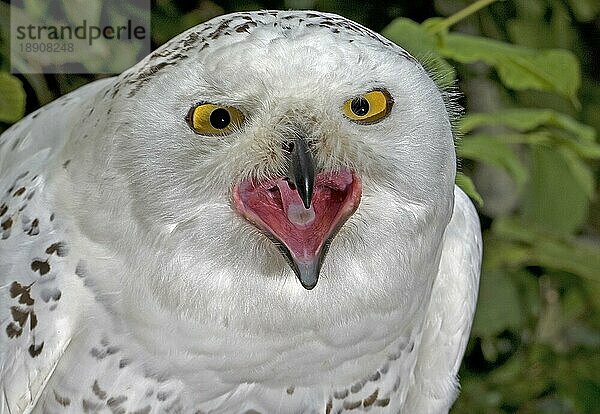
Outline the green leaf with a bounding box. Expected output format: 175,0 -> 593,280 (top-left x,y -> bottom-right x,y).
438,34 -> 581,104
456,172 -> 483,207
558,147 -> 596,198
381,18 -> 455,87
424,0 -> 501,35
507,18 -> 554,49
381,18 -> 435,58
523,146 -> 589,235
482,238 -> 531,273
492,217 -> 600,282
64,0 -> 102,27
568,140 -> 600,159
567,0 -> 600,22
513,269 -> 541,319
472,269 -> 524,337
459,109 -> 596,142
457,134 -> 528,188
461,132 -> 552,147
0,72 -> 26,123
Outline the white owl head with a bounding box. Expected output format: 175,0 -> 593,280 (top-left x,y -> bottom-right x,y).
73,11 -> 457,329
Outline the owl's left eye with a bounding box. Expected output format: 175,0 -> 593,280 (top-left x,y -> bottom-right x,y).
186,103 -> 245,136
342,89 -> 393,124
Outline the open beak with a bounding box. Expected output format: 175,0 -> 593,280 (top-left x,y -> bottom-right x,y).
232,136 -> 362,290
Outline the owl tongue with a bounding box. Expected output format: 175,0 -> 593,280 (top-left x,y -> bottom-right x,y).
233,170 -> 362,289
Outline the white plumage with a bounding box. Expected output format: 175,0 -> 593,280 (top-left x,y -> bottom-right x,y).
0,10 -> 481,413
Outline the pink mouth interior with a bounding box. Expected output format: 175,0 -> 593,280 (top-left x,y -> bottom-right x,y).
233,170 -> 362,265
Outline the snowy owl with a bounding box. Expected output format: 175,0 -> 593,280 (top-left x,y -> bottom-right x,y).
0,10 -> 481,414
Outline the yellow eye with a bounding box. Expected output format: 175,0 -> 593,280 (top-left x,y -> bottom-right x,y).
343,90 -> 393,124
186,103 -> 244,135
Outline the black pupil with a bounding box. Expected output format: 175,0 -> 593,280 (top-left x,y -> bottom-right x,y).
210,108 -> 231,129
351,97 -> 369,116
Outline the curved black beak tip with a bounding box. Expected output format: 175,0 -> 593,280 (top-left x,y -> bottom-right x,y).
288,136 -> 315,209
275,243 -> 321,290
297,261 -> 319,290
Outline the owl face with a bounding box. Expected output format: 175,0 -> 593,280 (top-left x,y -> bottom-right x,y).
107,12 -> 456,320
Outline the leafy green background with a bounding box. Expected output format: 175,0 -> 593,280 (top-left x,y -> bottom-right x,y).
0,0 -> 598,412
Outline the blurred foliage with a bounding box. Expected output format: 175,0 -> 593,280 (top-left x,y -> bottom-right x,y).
6,0 -> 150,74
0,0 -> 599,412
383,2 -> 600,412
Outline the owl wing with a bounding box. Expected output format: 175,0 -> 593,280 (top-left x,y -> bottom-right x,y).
403,185 -> 482,413
0,79 -> 112,413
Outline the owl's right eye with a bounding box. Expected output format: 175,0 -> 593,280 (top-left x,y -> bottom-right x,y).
342,89 -> 393,124
186,103 -> 245,136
